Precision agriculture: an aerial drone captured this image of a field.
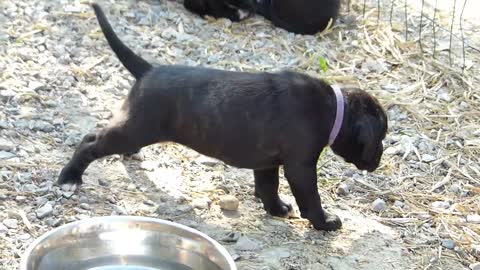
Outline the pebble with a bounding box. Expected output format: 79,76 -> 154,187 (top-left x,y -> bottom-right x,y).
0,151 -> 15,159
448,184 -> 461,193
0,223 -> 7,234
471,244 -> 480,256
470,263 -> 480,270
431,201 -> 450,210
466,215 -> 480,224
421,154 -> 436,163
62,191 -> 74,199
336,183 -> 350,196
221,232 -> 241,243
15,195 -> 27,203
3,218 -> 18,229
219,195 -> 239,211
441,239 -> 455,250
143,199 -> 155,206
0,138 -> 15,151
80,203 -> 90,210
107,196 -> 116,204
127,183 -> 137,191
46,218 -> 63,227
371,198 -> 386,212
192,198 -> 211,209
98,179 -> 109,186
36,203 -> 53,219
393,200 -> 405,208
30,120 -> 54,132
234,236 -> 261,251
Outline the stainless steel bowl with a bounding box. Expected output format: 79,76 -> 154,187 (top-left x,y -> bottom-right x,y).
20,216 -> 236,270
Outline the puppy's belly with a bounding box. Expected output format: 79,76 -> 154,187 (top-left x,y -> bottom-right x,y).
175,133 -> 281,169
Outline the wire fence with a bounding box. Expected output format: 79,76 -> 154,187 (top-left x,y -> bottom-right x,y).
345,0 -> 479,72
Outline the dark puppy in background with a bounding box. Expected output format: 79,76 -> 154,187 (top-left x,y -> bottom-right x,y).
184,0 -> 341,34
58,3 -> 387,231
183,0 -> 252,22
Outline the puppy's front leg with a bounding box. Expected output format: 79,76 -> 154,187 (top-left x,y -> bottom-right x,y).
254,167 -> 293,217
283,162 -> 342,231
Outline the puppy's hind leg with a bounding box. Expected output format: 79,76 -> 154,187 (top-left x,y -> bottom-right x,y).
58,121 -> 155,186
254,167 -> 293,217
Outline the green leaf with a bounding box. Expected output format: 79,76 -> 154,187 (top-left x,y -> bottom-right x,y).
318,56 -> 328,72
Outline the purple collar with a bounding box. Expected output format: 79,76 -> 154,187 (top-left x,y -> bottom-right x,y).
328,85 -> 345,146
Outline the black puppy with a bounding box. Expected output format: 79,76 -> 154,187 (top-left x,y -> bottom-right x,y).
58,3 -> 387,231
185,0 -> 340,35
184,0 -> 251,22
253,0 -> 341,34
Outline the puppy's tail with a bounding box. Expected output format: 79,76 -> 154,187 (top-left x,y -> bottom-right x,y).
91,3 -> 152,79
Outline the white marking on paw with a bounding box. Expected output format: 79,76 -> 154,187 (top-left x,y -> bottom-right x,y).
237,9 -> 250,20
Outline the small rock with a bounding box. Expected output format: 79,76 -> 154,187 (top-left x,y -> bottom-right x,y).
234,236 -> 260,251
437,88 -> 451,102
46,218 -> 63,227
30,120 -> 54,132
127,183 -> 136,191
107,196 -> 116,204
3,218 -> 18,229
36,203 -> 53,219
80,203 -> 90,210
449,184 -> 461,193
79,196 -> 89,204
219,195 -> 239,211
371,198 -> 386,212
23,183 -> 38,193
98,179 -> 109,186
62,191 -> 74,199
466,215 -> 480,224
441,239 -> 455,250
0,223 -> 7,234
336,183 -> 350,196
421,154 -> 436,163
28,81 -> 45,91
0,138 -> 14,151
15,195 -> 27,203
470,262 -> 480,270
143,199 -> 155,206
393,200 -> 405,208
471,244 -> 480,256
0,151 -> 15,159
221,232 -> 241,243
381,84 -> 399,92
192,198 -> 211,209
432,201 -> 450,209
175,204 -> 193,214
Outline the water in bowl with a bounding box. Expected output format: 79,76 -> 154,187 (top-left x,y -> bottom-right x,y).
61,255 -> 223,270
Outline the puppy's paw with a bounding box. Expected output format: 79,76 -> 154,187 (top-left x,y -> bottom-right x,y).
310,211 -> 342,231
264,199 -> 293,218
237,9 -> 250,20
57,167 -> 83,186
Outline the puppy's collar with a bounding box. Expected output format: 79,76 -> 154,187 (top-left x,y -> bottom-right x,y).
328,85 -> 344,146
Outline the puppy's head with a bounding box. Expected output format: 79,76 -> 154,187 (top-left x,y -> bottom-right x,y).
330,88 -> 388,172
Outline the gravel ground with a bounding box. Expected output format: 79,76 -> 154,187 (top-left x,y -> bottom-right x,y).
0,0 -> 479,269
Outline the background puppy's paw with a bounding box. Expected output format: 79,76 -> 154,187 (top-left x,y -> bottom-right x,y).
237,9 -> 250,20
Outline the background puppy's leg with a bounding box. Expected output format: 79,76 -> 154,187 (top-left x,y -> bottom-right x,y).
58,121 -> 153,186
185,0 -> 245,21
184,0 -> 209,17
254,167 -> 293,217
283,162 -> 342,231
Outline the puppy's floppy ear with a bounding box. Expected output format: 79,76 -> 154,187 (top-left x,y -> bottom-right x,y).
356,117 -> 376,162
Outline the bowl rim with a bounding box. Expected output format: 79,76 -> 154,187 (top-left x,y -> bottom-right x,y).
19,215 -> 237,270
